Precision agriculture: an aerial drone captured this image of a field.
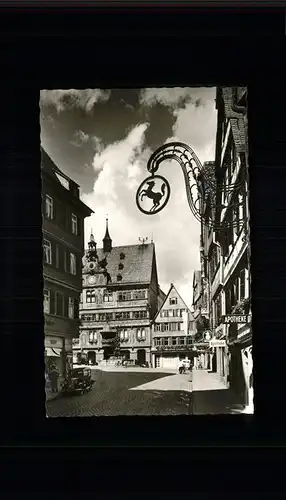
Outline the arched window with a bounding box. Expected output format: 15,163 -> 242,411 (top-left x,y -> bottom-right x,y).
120,252 -> 125,260
117,274 -> 122,281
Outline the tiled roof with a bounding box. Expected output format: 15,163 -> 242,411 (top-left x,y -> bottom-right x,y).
90,243 -> 155,285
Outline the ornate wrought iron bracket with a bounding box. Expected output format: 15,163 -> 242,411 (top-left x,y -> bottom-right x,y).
136,142 -> 245,231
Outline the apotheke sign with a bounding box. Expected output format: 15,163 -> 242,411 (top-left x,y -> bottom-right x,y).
222,314 -> 251,324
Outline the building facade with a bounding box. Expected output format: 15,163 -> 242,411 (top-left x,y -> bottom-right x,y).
42,148 -> 93,381
73,223 -> 160,366
193,87 -> 251,409
214,86 -> 251,408
151,284 -> 196,370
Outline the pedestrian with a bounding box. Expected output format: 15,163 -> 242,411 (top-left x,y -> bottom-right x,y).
49,363 -> 60,393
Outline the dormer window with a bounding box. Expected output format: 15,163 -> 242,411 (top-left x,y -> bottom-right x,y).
120,252 -> 125,260
117,274 -> 122,281
118,263 -> 124,270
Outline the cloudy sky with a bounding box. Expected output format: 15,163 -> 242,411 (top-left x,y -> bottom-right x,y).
40,87 -> 217,308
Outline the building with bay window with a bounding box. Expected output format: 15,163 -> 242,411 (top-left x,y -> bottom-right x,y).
74,221 -> 160,366
42,148 -> 93,383
151,283 -> 195,370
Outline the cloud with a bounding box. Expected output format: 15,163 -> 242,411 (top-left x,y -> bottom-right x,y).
40,89 -> 111,113
70,130 -> 90,147
139,87 -> 212,109
81,120 -> 204,308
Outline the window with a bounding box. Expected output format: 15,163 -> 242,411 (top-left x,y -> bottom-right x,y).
173,309 -> 179,317
68,297 -> 74,319
70,253 -> 76,275
180,309 -> 185,317
163,310 -> 169,318
155,338 -> 161,346
155,324 -> 161,332
162,323 -> 169,332
45,195 -> 53,219
179,337 -> 185,345
98,313 -> 106,321
118,291 -> 131,301
170,322 -> 179,332
168,309 -> 173,318
133,310 -> 147,320
240,269 -> 246,300
89,331 -> 97,343
117,274 -> 122,281
137,328 -> 146,341
119,329 -> 129,342
56,292 -> 64,316
43,240 -> 52,265
43,289 -> 50,314
106,313 -> 113,321
71,214 -> 78,235
120,252 -> 125,260
118,263 -> 124,270
103,291 -> 113,302
172,337 -> 177,346
133,290 -> 146,300
80,293 -> 83,303
163,337 -> 169,346
115,311 -> 131,320
86,290 -> 96,303
170,297 -> 178,305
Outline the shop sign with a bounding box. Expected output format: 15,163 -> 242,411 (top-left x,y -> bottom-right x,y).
222,314 -> 251,324
209,339 -> 226,348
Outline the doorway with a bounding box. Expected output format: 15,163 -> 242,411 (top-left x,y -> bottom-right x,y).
137,349 -> 146,365
87,351 -> 96,365
103,346 -> 114,360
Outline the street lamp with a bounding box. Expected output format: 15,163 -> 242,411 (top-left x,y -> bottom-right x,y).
136,142 -> 243,231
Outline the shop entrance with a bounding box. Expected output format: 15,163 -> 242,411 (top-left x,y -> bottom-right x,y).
103,346 -> 114,360
87,351 -> 96,365
137,349 -> 146,365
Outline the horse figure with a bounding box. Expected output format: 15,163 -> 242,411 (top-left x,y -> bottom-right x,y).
139,180 -> 166,212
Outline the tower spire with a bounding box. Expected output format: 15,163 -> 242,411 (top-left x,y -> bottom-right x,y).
103,216 -> 112,254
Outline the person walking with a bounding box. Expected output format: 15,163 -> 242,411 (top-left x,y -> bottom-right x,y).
49,363 -> 60,393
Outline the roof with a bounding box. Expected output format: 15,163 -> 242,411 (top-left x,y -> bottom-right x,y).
193,270 -> 202,286
41,147 -> 94,216
154,283 -> 193,321
85,243 -> 156,285
158,287 -> 167,301
41,147 -> 78,186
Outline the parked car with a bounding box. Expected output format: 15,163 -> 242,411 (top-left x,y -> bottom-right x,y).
61,368 -> 94,396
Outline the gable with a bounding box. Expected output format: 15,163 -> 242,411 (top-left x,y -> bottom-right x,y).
155,284 -> 190,322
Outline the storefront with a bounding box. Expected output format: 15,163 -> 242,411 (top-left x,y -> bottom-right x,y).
45,336 -> 65,376
152,346 -> 197,370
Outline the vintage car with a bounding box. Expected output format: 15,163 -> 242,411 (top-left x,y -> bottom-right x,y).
61,367 -> 94,396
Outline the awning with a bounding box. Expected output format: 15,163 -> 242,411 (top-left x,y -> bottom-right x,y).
46,347 -> 61,357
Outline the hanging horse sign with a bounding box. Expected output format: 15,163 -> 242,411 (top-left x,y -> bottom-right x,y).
135,142 -> 244,230
136,175 -> 170,215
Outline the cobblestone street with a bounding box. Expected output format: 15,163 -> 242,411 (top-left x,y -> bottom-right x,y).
46,370 -> 191,417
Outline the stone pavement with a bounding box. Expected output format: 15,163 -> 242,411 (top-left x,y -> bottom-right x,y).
192,369 -> 227,392
130,373 -> 192,393
191,369 -> 245,415
46,370 -> 191,416
73,364 -> 177,374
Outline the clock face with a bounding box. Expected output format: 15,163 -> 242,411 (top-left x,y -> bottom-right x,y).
88,276 -> 96,285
